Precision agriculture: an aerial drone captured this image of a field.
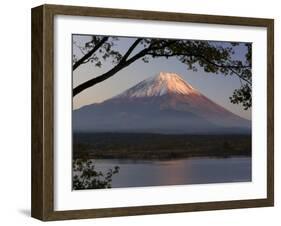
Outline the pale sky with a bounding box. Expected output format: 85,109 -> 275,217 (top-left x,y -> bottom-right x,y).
72,35 -> 251,120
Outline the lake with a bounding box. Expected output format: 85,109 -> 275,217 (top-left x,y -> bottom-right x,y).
91,157 -> 251,188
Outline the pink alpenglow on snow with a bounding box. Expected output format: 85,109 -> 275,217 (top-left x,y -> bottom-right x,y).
118,72 -> 200,98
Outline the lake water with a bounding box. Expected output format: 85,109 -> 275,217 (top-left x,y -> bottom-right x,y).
92,157 -> 251,188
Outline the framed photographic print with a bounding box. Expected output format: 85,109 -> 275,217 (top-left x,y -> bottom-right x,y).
31,4 -> 274,221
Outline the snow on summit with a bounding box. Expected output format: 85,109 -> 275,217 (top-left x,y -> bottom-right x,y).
118,72 -> 200,98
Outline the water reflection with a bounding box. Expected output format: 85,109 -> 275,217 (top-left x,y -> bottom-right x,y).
88,157 -> 251,188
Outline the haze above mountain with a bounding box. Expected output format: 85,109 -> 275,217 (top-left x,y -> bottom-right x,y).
73,72 -> 251,134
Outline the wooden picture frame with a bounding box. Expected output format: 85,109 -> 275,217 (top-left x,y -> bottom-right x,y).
31,4 -> 274,221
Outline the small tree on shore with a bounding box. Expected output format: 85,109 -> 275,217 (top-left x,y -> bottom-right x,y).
73,159 -> 120,189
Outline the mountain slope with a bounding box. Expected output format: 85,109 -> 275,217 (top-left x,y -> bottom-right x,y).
73,72 -> 251,134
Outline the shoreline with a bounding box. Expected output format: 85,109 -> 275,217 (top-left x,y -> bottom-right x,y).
73,150 -> 251,161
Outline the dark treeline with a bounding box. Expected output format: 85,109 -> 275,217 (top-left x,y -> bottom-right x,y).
73,133 -> 251,160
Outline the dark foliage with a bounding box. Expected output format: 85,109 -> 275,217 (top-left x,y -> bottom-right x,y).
73,159 -> 119,190
73,133 -> 251,160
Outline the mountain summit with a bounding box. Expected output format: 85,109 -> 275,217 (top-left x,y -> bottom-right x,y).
73,72 -> 251,134
117,72 -> 200,98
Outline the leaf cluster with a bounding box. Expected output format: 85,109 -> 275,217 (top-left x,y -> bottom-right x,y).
73,159 -> 120,189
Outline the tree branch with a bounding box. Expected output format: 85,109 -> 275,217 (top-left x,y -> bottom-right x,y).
73,37 -> 108,71
147,51 -> 251,85
73,39 -> 251,97
147,52 -> 178,58
120,38 -> 143,63
147,52 -> 251,69
73,47 -> 150,97
195,54 -> 252,85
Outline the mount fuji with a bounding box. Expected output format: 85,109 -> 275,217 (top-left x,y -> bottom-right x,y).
73,72 -> 251,134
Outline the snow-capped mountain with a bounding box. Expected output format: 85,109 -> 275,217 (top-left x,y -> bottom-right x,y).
117,72 -> 200,98
73,72 -> 251,134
